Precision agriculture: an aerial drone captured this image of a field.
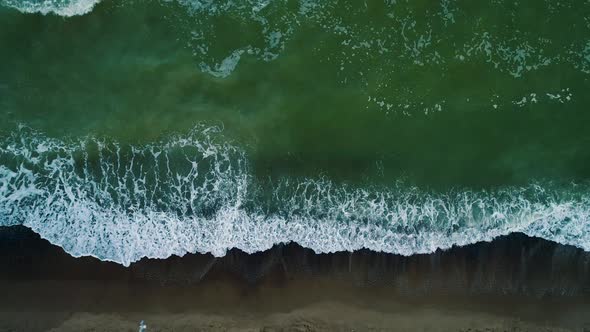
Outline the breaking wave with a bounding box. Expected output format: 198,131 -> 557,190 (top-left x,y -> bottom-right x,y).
1,126 -> 589,266
0,0 -> 100,16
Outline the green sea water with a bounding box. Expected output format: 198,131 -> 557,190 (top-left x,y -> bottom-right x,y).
1,0 -> 590,264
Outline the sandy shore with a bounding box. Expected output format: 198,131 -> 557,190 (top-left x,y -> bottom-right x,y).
1,279 -> 588,331
1,226 -> 589,331
1,301 -> 582,331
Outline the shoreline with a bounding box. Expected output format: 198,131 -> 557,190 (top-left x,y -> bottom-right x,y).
1,226 -> 589,331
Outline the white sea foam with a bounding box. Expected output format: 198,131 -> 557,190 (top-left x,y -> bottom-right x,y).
0,0 -> 100,16
199,49 -> 246,78
1,126 -> 589,266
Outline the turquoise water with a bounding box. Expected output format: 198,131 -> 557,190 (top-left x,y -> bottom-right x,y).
1,0 -> 590,265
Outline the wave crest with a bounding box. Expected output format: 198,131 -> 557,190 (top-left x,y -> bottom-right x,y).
1,126 -> 589,266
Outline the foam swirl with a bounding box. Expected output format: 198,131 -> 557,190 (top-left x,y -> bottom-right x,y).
0,126 -> 589,266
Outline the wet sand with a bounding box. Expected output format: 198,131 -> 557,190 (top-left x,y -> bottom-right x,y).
1,226 -> 589,331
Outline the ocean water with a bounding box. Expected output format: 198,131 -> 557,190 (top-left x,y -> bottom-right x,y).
0,0 -> 589,266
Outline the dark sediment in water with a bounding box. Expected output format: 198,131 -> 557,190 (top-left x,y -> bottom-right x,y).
1,226 -> 589,297
1,226 -> 590,331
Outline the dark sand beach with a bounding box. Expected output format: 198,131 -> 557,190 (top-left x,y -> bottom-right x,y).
1,226 -> 589,331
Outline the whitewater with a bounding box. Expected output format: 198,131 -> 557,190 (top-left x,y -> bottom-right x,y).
0,126 -> 588,266
0,0 -> 100,16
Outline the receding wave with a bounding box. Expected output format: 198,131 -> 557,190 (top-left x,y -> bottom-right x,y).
0,0 -> 100,16
1,126 -> 589,266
